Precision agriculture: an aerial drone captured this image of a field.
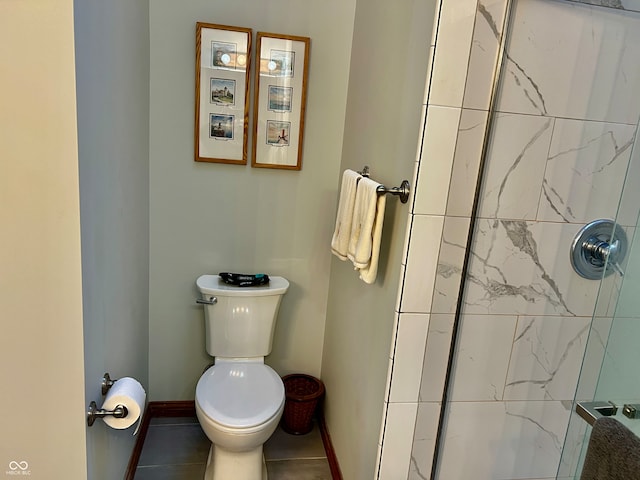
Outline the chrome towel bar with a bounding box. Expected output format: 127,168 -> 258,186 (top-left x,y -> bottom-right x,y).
576,401 -> 640,426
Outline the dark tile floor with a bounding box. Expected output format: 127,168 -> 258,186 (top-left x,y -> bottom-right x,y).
134,417 -> 333,479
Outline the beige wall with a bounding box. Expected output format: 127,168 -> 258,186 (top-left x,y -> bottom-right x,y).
148,0 -> 356,399
74,0 -> 150,477
0,0 -> 87,477
321,0 -> 435,478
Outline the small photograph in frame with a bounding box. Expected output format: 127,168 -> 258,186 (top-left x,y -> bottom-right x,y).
266,121 -> 291,146
268,86 -> 293,112
210,78 -> 236,106
269,50 -> 295,77
252,32 -> 310,170
195,23 -> 251,164
212,41 -> 238,69
210,114 -> 234,140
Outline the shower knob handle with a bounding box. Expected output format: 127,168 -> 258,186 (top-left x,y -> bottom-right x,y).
571,219 -> 627,280
583,237 -> 618,265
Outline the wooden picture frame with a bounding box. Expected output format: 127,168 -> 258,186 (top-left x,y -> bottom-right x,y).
251,32 -> 310,170
195,23 -> 252,164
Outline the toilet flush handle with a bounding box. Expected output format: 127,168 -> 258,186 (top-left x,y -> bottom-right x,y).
196,296 -> 217,305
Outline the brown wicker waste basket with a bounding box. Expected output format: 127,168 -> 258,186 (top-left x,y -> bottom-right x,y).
281,374 -> 325,435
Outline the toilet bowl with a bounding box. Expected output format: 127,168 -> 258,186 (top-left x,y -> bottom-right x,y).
195,361 -> 285,479
195,274 -> 289,479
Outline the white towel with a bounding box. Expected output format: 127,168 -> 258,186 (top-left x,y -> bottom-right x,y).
331,169 -> 362,260
347,177 -> 386,284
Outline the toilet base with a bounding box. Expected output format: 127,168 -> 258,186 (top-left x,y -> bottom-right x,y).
203,443 -> 268,480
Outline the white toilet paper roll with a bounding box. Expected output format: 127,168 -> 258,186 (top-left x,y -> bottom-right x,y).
102,377 -> 146,433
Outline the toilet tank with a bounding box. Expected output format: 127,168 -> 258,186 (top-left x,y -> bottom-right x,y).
196,275 -> 289,358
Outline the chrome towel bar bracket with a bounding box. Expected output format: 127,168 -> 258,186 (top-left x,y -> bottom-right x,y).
376,180 -> 411,204
357,166 -> 411,204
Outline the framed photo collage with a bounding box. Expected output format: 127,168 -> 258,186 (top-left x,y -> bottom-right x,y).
195,23 -> 310,170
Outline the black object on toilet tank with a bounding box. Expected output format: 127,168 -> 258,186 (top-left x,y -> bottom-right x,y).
219,272 -> 270,287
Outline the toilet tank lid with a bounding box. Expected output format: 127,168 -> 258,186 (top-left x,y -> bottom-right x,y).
196,274 -> 289,297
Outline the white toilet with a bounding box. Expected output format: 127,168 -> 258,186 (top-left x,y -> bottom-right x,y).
194,274 -> 289,480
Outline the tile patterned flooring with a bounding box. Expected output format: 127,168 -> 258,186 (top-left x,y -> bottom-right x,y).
134,417 -> 333,479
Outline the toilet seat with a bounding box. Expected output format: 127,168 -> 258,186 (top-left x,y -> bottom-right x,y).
196,362 -> 284,429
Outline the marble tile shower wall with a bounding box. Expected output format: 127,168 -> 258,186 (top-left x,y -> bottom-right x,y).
376,0 -> 640,479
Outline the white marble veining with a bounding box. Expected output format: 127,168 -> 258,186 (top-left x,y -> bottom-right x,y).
408,402 -> 440,480
537,119 -> 636,223
437,401 -> 572,479
503,316 -> 591,401
497,0 -> 640,124
463,0 -> 508,110
573,317 -> 613,401
419,314 -> 454,403
477,113 -> 553,220
463,220 -> 600,316
556,410 -> 589,480
446,109 -> 488,218
432,216 -> 470,314
480,113 -> 637,224
449,314 -> 518,401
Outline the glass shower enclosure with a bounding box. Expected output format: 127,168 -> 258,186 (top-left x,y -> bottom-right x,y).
430,0 -> 640,479
558,119 -> 640,476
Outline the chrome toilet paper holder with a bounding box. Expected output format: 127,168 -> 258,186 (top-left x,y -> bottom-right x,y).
87,372 -> 127,427
87,401 -> 129,427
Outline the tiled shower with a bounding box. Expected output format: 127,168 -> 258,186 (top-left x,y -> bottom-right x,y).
376,0 -> 640,479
